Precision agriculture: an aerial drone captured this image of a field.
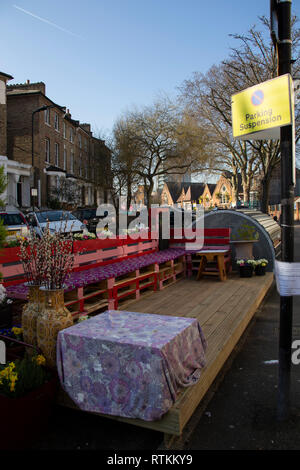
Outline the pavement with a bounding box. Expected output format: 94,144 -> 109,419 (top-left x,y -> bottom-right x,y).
25,223 -> 300,452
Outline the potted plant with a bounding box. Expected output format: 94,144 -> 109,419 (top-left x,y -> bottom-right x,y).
236,259 -> 256,278
232,222 -> 259,259
255,259 -> 268,276
73,232 -> 96,241
0,353 -> 58,449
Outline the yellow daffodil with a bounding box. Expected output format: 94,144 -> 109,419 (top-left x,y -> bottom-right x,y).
12,327 -> 22,336
33,354 -> 46,366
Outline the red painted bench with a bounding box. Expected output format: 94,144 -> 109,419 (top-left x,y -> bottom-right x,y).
3,227 -> 231,317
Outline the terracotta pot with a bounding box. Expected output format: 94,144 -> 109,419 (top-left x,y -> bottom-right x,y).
36,289 -> 73,369
232,240 -> 258,260
0,375 -> 58,449
21,284 -> 45,351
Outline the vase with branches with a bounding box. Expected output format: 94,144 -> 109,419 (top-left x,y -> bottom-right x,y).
19,230 -> 47,351
19,223 -> 75,368
36,224 -> 74,368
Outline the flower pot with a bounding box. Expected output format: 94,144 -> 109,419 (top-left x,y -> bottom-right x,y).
232,240 -> 258,260
0,303 -> 13,329
0,375 -> 58,449
239,265 -> 254,278
255,265 -> 266,276
36,289 -> 73,369
21,284 -> 45,352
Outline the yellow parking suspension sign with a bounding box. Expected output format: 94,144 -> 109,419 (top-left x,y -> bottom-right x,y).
231,74 -> 293,140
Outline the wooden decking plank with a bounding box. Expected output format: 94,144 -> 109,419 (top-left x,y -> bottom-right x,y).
187,281 -> 245,325
170,273 -> 273,431
129,279 -> 221,318
58,271 -> 273,437
200,285 -> 250,337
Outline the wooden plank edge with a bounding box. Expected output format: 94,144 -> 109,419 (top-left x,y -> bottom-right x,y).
56,387 -> 181,435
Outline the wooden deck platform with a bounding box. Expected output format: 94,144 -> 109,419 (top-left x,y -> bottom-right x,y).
58,271 -> 274,439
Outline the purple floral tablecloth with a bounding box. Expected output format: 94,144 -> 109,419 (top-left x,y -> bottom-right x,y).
56,310 -> 207,421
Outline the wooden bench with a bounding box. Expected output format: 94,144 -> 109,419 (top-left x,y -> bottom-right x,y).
3,228 -> 231,316
4,242 -> 187,318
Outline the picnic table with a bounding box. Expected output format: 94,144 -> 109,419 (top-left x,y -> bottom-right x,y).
196,249 -> 229,281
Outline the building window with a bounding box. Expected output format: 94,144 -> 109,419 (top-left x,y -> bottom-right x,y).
63,147 -> 67,171
45,138 -> 50,162
55,143 -> 59,167
78,135 -> 82,149
54,112 -> 59,131
79,154 -> 82,176
84,138 -> 88,152
63,122 -> 66,139
70,151 -> 74,173
70,128 -> 74,143
85,163 -> 88,179
45,108 -> 50,125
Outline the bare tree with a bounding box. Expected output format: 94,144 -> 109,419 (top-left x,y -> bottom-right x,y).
49,177 -> 82,209
113,98 -> 209,208
178,16 -> 300,211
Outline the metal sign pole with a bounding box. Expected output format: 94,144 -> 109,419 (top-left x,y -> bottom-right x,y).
276,0 -> 295,421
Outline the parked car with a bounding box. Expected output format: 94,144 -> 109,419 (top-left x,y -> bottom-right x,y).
72,207 -> 110,233
26,210 -> 87,238
0,209 -> 30,240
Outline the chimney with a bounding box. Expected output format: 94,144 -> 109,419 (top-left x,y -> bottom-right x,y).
81,123 -> 91,134
26,79 -> 30,84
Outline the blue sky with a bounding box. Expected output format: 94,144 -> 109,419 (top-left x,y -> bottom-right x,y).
1,0 -> 300,138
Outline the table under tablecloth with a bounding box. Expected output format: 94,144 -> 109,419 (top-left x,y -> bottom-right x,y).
56,310 -> 207,421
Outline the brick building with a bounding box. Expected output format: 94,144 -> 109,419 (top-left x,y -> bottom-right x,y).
6,79 -> 110,209
0,72 -> 31,208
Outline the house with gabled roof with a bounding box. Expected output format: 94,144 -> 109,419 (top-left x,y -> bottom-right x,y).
161,175 -> 236,209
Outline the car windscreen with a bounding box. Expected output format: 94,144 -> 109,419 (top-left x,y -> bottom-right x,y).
78,209 -> 96,220
86,209 -> 97,219
0,213 -> 26,226
36,211 -> 77,223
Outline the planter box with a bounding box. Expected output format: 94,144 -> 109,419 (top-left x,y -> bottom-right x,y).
0,375 -> 58,450
255,265 -> 266,276
239,265 -> 254,278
